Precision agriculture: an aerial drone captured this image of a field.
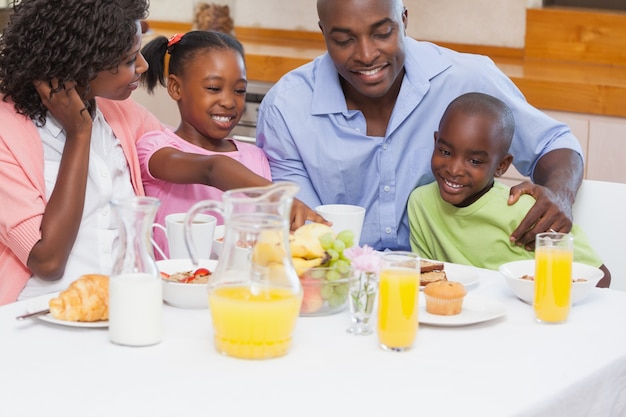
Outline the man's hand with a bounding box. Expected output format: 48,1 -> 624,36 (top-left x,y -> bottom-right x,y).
508,148 -> 583,250
508,181 -> 573,250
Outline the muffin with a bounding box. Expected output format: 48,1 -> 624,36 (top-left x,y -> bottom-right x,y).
423,281 -> 466,315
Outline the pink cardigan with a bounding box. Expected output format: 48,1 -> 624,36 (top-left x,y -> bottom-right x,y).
0,97 -> 163,305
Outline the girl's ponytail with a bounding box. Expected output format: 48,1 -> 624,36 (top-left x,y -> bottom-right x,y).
140,36 -> 169,94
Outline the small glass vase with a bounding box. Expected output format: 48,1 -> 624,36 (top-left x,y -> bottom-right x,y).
347,271 -> 378,335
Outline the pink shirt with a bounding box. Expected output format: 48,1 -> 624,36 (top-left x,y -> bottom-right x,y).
137,129 -> 272,258
0,97 -> 162,305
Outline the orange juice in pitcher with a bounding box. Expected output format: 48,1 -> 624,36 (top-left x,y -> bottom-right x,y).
209,286 -> 301,359
184,183 -> 303,359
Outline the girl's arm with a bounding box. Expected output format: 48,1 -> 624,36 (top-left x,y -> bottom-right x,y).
26,80 -> 93,279
148,147 -> 327,229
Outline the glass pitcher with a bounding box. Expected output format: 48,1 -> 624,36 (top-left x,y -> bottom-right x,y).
184,183 -> 303,359
109,197 -> 163,347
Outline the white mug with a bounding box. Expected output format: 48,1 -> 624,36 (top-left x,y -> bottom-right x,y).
152,213 -> 217,260
315,204 -> 366,246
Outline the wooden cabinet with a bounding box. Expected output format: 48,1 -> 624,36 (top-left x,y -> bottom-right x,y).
587,116 -> 626,183
500,109 -> 626,186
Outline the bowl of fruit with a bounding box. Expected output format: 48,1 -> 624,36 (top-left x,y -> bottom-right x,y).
299,266 -> 354,316
290,223 -> 357,316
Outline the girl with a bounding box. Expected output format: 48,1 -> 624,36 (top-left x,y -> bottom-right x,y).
0,0 -> 163,304
138,31 -> 323,259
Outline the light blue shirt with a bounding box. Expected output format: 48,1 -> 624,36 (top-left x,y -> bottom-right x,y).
257,37 -> 582,251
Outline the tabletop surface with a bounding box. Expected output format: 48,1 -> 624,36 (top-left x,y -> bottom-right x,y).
2,266 -> 626,417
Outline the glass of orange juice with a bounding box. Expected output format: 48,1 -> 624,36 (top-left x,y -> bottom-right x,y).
377,251 -> 420,352
534,232 -> 574,324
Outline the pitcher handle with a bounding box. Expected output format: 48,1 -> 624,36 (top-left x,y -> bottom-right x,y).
151,223 -> 168,260
185,200 -> 224,266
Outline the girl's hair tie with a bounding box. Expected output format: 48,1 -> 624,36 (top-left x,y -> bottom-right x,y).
167,33 -> 184,48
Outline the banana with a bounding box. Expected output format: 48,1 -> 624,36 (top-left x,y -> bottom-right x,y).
290,223 -> 335,259
293,223 -> 335,240
251,230 -> 289,266
251,242 -> 286,266
290,234 -> 325,259
253,223 -> 335,274
291,257 -> 325,276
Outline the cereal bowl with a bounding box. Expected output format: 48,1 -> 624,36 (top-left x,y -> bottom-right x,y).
212,225 -> 250,264
157,258 -> 217,309
498,260 -> 604,305
299,267 -> 354,317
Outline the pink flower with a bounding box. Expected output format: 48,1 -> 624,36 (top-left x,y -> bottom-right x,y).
344,245 -> 382,274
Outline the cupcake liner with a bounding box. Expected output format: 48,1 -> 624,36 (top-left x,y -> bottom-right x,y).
424,294 -> 465,316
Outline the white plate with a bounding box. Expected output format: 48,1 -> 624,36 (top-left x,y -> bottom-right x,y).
420,261 -> 480,290
419,294 -> 506,327
38,313 -> 108,328
25,297 -> 108,328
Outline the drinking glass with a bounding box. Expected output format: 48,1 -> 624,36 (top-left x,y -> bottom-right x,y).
534,232 -> 574,323
346,271 -> 378,335
377,251 -> 420,351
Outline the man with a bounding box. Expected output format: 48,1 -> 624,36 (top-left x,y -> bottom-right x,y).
257,0 -> 583,251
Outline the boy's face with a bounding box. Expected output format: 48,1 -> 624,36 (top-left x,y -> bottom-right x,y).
169,49 -> 246,144
431,110 -> 513,207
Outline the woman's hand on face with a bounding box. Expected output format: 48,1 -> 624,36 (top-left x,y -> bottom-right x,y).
289,199 -> 331,231
33,79 -> 92,138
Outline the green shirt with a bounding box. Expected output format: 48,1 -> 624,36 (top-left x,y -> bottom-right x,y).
407,181 -> 602,270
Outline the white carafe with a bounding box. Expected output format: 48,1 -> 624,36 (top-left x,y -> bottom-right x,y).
109,197 -> 163,346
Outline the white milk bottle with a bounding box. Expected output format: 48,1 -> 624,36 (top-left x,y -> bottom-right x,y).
109,197 -> 163,346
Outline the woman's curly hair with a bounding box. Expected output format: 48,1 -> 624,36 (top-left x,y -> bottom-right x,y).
0,0 -> 150,124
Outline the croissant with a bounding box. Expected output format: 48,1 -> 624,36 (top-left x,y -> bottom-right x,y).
49,274 -> 109,322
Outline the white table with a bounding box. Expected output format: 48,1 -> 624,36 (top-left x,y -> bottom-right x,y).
1,267 -> 626,417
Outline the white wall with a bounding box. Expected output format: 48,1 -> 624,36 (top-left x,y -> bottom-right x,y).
148,0 -> 534,48
408,0 -> 526,47
149,0 -> 236,23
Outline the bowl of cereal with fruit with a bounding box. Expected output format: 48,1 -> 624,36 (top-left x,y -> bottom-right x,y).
498,260 -> 604,305
157,258 -> 217,309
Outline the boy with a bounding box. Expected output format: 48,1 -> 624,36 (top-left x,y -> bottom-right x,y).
407,92 -> 610,287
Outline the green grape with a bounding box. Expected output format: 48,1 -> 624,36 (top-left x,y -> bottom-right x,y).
327,248 -> 339,262
325,269 -> 341,282
334,259 -> 350,274
319,232 -> 335,250
333,239 -> 346,253
328,291 -> 347,308
336,230 -> 355,248
320,285 -> 334,300
310,269 -> 326,280
334,282 -> 350,297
